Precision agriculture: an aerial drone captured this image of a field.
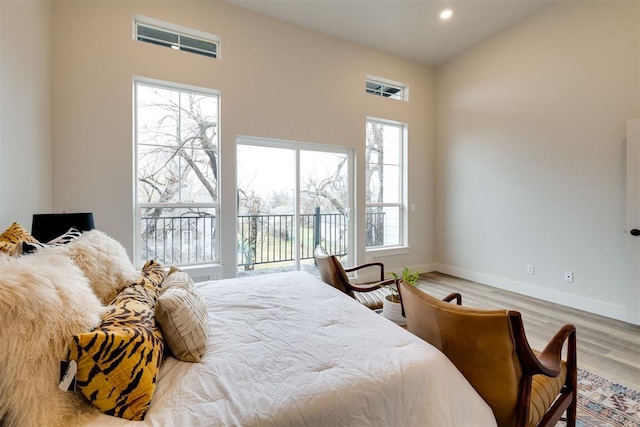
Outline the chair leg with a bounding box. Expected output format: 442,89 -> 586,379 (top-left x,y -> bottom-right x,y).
566,391 -> 577,427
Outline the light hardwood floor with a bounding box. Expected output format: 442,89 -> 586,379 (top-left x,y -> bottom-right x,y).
416,272 -> 640,391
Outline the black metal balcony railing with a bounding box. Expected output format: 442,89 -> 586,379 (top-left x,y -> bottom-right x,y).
141,215 -> 217,266
237,208 -> 348,268
141,209 -> 385,268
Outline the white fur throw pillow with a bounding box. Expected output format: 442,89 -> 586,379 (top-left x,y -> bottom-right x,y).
55,230 -> 138,304
0,250 -> 105,427
156,271 -> 209,362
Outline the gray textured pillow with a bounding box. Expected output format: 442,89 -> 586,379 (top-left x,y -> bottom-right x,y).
156,271 -> 209,362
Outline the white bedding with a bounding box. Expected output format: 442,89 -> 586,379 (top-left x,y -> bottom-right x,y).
86,271 -> 496,427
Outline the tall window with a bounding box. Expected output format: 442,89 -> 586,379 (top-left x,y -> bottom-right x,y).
365,119 -> 406,249
135,79 -> 219,267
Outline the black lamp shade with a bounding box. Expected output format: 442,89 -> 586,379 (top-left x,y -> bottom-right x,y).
31,212 -> 95,243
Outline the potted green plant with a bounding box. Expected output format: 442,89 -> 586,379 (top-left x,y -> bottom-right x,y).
382,267 -> 420,325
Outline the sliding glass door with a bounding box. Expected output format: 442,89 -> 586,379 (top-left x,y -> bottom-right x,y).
237,137 -> 353,276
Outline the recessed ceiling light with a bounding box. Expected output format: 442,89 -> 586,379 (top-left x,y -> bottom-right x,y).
440,9 -> 453,20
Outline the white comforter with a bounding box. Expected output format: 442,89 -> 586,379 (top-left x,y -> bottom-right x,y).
87,271 -> 496,427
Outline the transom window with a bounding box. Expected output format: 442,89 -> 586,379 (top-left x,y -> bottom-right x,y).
134,15 -> 220,59
134,78 -> 220,267
366,77 -> 408,101
365,119 -> 406,249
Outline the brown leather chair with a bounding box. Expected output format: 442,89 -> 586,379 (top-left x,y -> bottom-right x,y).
314,245 -> 395,309
398,281 -> 577,427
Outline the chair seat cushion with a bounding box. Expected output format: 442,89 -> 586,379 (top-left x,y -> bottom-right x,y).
353,287 -> 392,310
528,358 -> 568,427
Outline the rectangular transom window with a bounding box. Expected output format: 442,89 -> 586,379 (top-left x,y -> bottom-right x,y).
366,76 -> 408,101
134,15 -> 220,59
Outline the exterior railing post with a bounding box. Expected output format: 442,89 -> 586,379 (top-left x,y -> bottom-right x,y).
314,206 -> 321,253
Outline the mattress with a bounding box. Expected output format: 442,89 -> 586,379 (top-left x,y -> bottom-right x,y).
86,271 -> 496,427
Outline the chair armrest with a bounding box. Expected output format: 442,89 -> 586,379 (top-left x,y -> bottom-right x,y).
344,262 -> 385,281
350,278 -> 396,293
513,323 -> 577,427
442,292 -> 462,305
536,324 -> 577,375
518,322 -> 576,378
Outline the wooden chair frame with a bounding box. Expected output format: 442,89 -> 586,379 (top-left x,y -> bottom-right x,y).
398,281 -> 577,427
313,245 -> 396,297
510,312 -> 577,427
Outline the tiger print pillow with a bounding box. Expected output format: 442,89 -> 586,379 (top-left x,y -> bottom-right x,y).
0,222 -> 38,255
69,260 -> 167,421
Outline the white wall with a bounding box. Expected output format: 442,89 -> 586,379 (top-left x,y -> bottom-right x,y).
51,1 -> 435,277
435,1 -> 639,322
0,1 -> 52,229
4,0 -> 637,323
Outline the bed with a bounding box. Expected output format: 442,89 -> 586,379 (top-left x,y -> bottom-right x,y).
87,271 -> 496,427
0,225 -> 496,426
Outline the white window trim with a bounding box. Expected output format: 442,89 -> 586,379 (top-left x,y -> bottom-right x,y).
133,76 -> 221,269
365,245 -> 411,257
365,117 -> 408,250
365,75 -> 409,101
133,14 -> 221,58
236,135 -> 356,268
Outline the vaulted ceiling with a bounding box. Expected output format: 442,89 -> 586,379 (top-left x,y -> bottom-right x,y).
224,0 -> 558,65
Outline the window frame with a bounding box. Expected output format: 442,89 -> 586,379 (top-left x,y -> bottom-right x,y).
133,15 -> 221,59
236,136 -> 356,270
365,75 -> 409,101
364,117 -> 408,252
133,76 -> 221,269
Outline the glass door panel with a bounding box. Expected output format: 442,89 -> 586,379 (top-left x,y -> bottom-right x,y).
237,145 -> 295,274
237,140 -> 352,276
299,150 -> 350,269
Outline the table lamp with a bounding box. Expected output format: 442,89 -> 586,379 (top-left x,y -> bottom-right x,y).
31,212 -> 95,243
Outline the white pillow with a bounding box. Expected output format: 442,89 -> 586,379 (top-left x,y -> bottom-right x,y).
54,230 -> 138,304
156,271 -> 209,362
0,250 -> 105,426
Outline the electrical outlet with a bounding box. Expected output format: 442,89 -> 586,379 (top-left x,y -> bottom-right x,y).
564,271 -> 573,282
526,264 -> 534,275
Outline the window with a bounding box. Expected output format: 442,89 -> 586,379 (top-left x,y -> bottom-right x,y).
366,77 -> 408,101
365,119 -> 406,249
135,78 -> 220,267
134,15 -> 219,59
236,138 -> 354,275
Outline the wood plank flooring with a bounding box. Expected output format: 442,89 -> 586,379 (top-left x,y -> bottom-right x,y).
416,272 -> 640,390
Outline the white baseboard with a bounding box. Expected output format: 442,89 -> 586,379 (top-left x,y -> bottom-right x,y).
433,263 -> 628,323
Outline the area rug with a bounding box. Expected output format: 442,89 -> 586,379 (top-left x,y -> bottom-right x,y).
571,368 -> 640,427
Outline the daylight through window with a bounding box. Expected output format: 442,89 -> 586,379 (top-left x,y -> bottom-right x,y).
135,79 -> 220,266
365,119 -> 405,248
365,78 -> 407,101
